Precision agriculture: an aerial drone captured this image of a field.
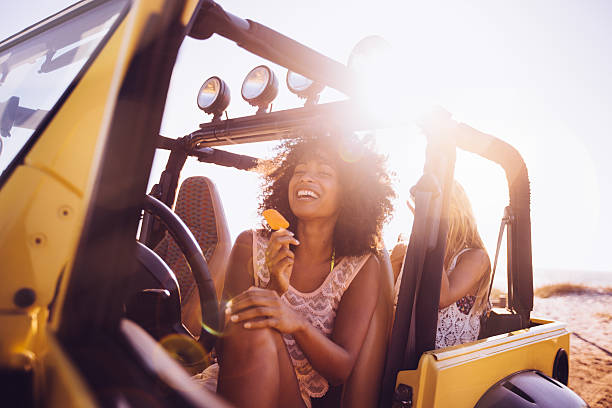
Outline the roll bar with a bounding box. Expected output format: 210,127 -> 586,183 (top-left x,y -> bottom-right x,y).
179,5 -> 535,404
172,103 -> 534,320
188,0 -> 355,95
455,123 -> 534,317
185,0 -> 534,345
186,100 -> 393,147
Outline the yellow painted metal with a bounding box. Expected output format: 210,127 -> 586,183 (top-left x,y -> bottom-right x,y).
43,334 -> 98,407
395,320 -> 571,407
0,308 -> 49,368
0,167 -> 81,312
0,0 -> 195,402
181,0 -> 201,25
0,308 -> 49,401
23,0 -> 173,331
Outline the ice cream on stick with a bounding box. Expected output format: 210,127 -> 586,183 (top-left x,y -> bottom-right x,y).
263,209 -> 292,294
263,209 -> 289,230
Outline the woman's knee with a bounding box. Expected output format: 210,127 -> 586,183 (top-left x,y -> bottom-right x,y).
221,321 -> 278,358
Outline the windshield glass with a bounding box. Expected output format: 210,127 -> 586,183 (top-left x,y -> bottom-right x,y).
0,0 -> 129,181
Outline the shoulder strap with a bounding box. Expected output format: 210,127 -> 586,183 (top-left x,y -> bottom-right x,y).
448,248 -> 472,274
251,229 -> 269,288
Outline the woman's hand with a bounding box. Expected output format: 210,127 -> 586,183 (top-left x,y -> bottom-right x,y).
227,287 -> 305,334
265,229 -> 299,295
406,197 -> 415,215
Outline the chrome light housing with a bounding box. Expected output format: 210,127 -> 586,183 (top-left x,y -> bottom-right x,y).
347,35 -> 391,73
286,70 -> 324,105
197,76 -> 230,121
241,65 -> 278,113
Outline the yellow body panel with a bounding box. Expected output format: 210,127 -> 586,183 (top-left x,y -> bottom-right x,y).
0,309 -> 48,368
0,1 -> 193,404
181,0 -> 201,25
43,334 -> 98,408
396,320 -> 570,407
0,167 -> 81,313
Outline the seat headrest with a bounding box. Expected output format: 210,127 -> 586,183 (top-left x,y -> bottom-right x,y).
154,176 -> 225,304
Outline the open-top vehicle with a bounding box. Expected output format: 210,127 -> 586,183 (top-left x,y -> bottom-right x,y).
0,0 -> 588,406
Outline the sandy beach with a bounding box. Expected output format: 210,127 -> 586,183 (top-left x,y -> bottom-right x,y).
531,290 -> 612,408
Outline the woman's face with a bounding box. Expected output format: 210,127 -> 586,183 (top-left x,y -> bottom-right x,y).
288,156 -> 342,222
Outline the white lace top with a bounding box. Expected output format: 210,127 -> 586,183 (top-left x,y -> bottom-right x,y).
252,230 -> 370,404
435,248 -> 482,349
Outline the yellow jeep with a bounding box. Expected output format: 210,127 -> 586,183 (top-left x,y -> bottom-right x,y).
0,0 -> 588,407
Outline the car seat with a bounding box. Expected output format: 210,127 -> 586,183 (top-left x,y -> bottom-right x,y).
153,176 -> 231,337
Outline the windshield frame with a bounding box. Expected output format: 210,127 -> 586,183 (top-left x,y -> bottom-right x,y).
0,0 -> 131,188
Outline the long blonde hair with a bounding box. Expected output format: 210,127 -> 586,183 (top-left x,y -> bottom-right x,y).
444,181 -> 491,314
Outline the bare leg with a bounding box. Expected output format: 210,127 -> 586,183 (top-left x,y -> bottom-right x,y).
217,321 -> 306,408
274,331 -> 308,407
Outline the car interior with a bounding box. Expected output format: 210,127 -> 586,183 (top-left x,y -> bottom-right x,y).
1,1 -> 585,407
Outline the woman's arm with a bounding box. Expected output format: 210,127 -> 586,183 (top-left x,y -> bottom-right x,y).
439,249 -> 489,309
390,241 -> 408,284
228,255 -> 380,385
292,255 -> 380,385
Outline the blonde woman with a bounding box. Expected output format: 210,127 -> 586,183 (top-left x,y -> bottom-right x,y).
392,181 -> 491,348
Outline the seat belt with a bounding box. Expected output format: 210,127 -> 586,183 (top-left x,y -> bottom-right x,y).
380,176 -> 439,407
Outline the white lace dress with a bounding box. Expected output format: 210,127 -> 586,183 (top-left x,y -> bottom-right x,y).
435,248 -> 482,349
194,230 -> 371,407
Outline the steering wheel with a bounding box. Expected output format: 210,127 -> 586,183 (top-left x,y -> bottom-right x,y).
140,194 -> 221,351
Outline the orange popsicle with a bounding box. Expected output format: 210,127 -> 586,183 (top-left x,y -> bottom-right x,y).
263,209 -> 289,230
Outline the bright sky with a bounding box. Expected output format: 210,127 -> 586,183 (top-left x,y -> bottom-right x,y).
2,1 -> 611,285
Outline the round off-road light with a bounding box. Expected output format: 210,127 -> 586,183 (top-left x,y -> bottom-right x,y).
241,65 -> 278,113
286,70 -> 324,104
347,35 -> 392,73
197,76 -> 230,120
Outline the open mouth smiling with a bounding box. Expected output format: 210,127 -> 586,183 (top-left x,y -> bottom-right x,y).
296,189 -> 320,200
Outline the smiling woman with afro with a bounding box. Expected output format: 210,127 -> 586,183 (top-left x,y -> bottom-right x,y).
259,131 -> 395,257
